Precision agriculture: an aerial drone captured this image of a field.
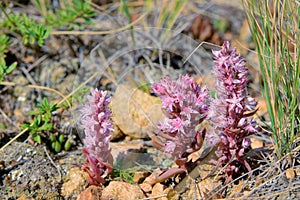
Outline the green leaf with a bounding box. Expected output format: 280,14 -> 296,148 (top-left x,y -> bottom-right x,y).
42,97 -> 49,107
50,134 -> 57,143
64,140 -> 72,151
51,141 -> 56,149
38,39 -> 44,47
29,35 -> 35,45
5,62 -> 17,74
0,66 -> 4,76
83,17 -> 94,25
43,112 -> 51,122
34,134 -> 42,144
58,134 -> 65,143
54,141 -> 61,152
37,104 -> 44,111
20,123 -> 30,130
50,103 -> 58,112
37,115 -> 41,125
27,109 -> 43,115
38,123 -> 53,131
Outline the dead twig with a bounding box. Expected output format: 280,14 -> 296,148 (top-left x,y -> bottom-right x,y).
0,107 -> 17,128
27,55 -> 48,72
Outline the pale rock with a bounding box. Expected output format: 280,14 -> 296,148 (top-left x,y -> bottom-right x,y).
250,137 -> 264,149
144,168 -> 163,186
239,19 -> 252,44
110,84 -> 163,139
110,123 -> 124,141
139,182 -> 152,193
151,183 -> 165,197
61,168 -> 88,199
256,98 -> 268,118
150,183 -> 179,200
231,40 -> 248,56
76,185 -> 102,200
101,181 -> 145,200
133,171 -> 149,183
286,168 -> 296,179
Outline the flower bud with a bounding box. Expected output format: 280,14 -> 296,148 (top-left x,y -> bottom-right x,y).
242,138 -> 251,148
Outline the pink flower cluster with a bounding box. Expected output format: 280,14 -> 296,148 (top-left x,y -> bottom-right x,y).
208,41 -> 258,182
80,88 -> 114,185
79,41 -> 258,185
152,75 -> 210,165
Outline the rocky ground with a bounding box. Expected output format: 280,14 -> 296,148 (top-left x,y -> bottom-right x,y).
0,0 -> 299,199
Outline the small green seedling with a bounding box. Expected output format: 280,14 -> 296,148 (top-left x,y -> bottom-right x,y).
36,0 -> 96,29
50,133 -> 73,153
21,98 -> 58,144
0,35 -> 17,82
1,13 -> 50,47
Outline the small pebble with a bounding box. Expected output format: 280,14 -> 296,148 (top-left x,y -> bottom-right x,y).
286,168 -> 296,179
133,171 -> 149,183
250,137 -> 264,149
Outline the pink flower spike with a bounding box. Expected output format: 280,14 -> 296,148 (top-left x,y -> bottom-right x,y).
80,88 -> 114,185
209,41 -> 258,182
